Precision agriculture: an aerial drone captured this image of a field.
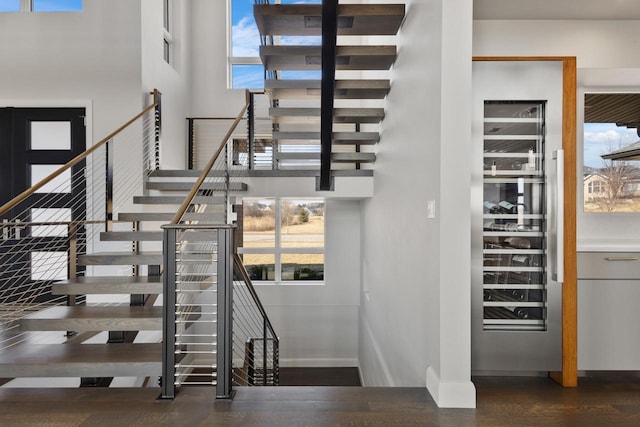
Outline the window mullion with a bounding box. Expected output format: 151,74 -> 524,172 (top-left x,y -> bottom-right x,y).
275,198 -> 282,283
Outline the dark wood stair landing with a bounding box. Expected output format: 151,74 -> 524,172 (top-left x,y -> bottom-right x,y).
279,367 -> 361,386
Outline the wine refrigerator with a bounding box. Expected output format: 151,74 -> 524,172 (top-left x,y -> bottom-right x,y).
472,61 -> 564,372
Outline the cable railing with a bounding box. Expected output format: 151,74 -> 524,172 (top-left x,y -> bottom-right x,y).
188,92 -> 272,171
232,254 -> 279,387
0,90 -> 161,350
162,90 -> 279,399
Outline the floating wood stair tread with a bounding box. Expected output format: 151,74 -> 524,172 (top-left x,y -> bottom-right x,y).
20,306 -> 164,332
254,4 -> 405,36
260,45 -> 397,71
270,107 -> 384,124
148,169 -> 230,178
145,181 -> 247,192
117,212 -> 176,222
51,276 -> 163,295
273,131 -> 380,145
275,152 -> 376,163
0,343 -> 162,378
265,79 -> 390,99
99,231 -> 164,241
246,169 -> 374,178
78,252 -> 163,266
133,195 -> 226,205
117,212 -> 214,222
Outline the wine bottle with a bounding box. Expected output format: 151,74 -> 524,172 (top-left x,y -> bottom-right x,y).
504,237 -> 531,249
498,201 -> 517,214
483,201 -> 500,214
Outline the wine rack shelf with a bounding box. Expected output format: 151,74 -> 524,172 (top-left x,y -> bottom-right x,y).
481,100 -> 547,331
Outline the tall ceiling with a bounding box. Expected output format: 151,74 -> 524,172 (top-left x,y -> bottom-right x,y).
474,0 -> 640,20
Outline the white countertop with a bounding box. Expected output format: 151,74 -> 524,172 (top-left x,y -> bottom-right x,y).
578,239 -> 640,252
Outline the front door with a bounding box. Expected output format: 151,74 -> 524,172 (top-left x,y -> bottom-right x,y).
0,107 -> 86,302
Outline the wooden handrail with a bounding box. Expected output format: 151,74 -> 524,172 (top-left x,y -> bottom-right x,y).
0,89 -> 160,217
170,90 -> 251,224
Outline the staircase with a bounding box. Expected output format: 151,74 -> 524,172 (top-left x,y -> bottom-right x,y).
0,170 -> 241,386
253,2 -> 404,180
0,0 -> 404,393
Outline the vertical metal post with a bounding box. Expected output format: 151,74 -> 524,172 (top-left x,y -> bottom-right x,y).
187,118 -> 194,169
105,139 -> 114,232
161,226 -> 177,399
224,144 -> 230,224
67,223 -> 78,307
319,0 -> 338,191
355,123 -> 361,170
154,89 -> 162,170
263,319 -> 268,385
216,227 -> 234,399
248,92 -> 255,170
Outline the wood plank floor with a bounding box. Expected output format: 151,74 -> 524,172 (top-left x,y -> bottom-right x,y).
2,373 -> 640,426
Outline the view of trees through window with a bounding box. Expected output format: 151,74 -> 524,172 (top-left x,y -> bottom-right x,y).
241,198 -> 324,282
584,122 -> 640,212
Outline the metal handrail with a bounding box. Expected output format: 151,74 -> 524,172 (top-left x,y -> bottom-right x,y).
0,89 -> 160,217
233,253 -> 278,339
171,90 -> 254,224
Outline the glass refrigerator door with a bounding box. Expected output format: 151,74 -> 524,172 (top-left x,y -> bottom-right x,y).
482,101 -> 546,331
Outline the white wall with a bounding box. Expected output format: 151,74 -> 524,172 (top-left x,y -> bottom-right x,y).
254,199 -> 362,367
473,19 -> 640,242
358,0 -> 475,407
0,0 -> 143,143
190,0 -> 247,117
141,0 -> 193,169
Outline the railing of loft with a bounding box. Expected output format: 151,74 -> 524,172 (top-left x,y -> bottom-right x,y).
0,90 -> 161,351
187,91 -> 274,171
162,90 -> 279,399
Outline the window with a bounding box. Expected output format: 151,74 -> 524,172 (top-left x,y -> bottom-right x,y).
584,93 -> 640,212
163,0 -> 173,64
229,0 -> 263,89
0,0 -> 20,12
1,0 -> 83,12
240,198 -> 324,283
32,0 -> 82,11
228,0 -> 322,89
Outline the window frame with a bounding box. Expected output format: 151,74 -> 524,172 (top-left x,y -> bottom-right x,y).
163,0 -> 173,65
239,197 -> 325,284
227,0 -> 272,89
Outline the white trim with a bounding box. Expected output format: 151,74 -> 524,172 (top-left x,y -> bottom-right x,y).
426,366 -> 476,408
359,315 -> 394,386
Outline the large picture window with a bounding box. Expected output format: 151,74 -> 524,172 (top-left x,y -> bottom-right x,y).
228,0 -> 322,89
584,93 -> 640,212
240,198 -> 324,283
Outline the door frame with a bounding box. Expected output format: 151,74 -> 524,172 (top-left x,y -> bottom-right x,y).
473,56 -> 577,387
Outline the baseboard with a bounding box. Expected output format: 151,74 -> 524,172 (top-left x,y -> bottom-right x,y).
358,315 -> 394,386
426,366 -> 476,408
279,358 -> 359,368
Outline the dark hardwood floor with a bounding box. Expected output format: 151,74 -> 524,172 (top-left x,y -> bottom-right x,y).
279,367 -> 361,386
1,373 -> 640,426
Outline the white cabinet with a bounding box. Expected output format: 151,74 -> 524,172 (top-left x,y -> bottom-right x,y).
578,251 -> 640,370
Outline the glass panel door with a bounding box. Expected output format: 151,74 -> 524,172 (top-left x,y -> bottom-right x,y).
482,101 -> 546,331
